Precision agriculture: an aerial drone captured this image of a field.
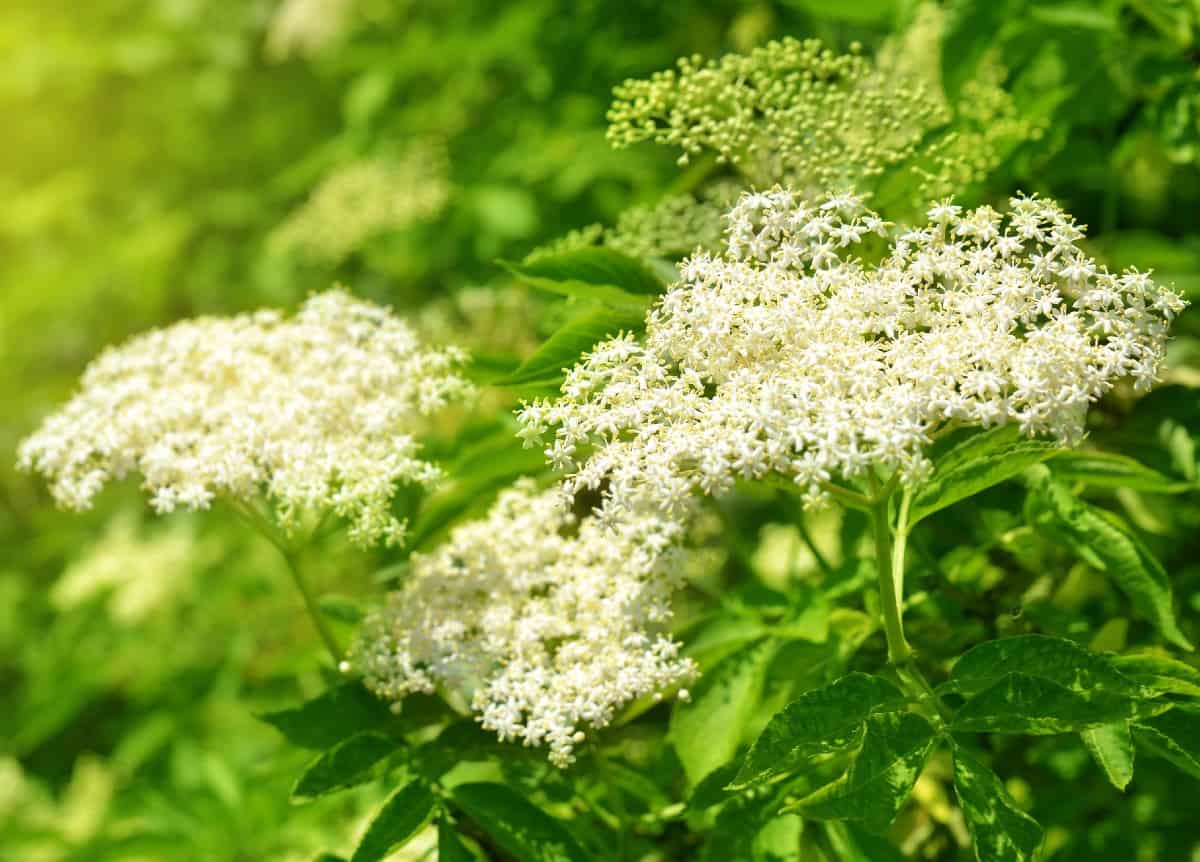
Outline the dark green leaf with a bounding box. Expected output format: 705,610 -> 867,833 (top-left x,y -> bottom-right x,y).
732,673 -> 907,790
1133,706 -> 1200,779
671,638 -> 780,785
1112,653 -> 1200,698
259,684 -> 391,750
351,781 -> 438,862
438,819 -> 478,862
796,712 -> 937,833
497,302 -> 646,387
943,635 -> 1149,698
953,746 -> 1044,862
1029,470 -> 1193,650
910,427 -> 1059,527
1081,723 -> 1135,791
450,782 -> 589,862
687,761 -> 741,812
504,247 -> 666,308
818,821 -> 909,862
952,673 -> 1137,734
1049,450 -> 1193,493
292,732 -> 395,800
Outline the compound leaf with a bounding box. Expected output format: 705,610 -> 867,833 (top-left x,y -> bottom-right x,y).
292,732 -> 395,800
351,781 -> 438,862
952,673 -> 1137,734
450,782 -> 589,862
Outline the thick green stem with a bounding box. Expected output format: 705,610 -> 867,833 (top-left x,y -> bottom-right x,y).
870,499 -> 912,665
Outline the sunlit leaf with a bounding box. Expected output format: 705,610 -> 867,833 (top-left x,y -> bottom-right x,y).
952,673 -> 1138,734
953,746 -> 1044,862
1049,450 -> 1193,493
450,782 -> 589,862
732,672 -> 907,790
1081,722 -> 1135,791
942,634 -> 1149,698
795,711 -> 937,833
503,247 -> 666,309
292,732 -> 395,800
1029,470 -> 1193,650
351,781 -> 438,862
497,302 -> 646,387
909,427 -> 1060,527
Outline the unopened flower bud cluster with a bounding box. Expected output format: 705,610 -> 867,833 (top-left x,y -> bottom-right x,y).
19,290 -> 472,547
520,189 -> 1185,515
271,144 -> 450,263
352,479 -> 695,766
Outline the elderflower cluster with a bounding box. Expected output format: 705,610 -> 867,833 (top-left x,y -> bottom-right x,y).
520,189 -> 1185,516
353,479 -> 695,766
265,0 -> 356,60
18,290 -> 472,547
271,145 -> 450,263
608,38 -> 950,195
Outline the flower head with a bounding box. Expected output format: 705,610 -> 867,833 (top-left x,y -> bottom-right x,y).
19,289 -> 472,547
352,479 -> 695,766
520,189 -> 1185,515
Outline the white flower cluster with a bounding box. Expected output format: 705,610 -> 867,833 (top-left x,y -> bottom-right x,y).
265,0 -> 356,60
353,479 -> 695,766
19,289 -> 472,547
270,146 -> 451,263
520,189 -> 1185,514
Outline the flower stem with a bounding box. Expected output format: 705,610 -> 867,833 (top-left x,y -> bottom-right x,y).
869,497 -> 912,665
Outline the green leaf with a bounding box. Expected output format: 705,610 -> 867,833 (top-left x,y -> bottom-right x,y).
909,427 -> 1060,527
796,712 -> 937,833
951,673 -> 1137,734
953,746 -> 1044,862
1081,723 -> 1135,791
292,732 -> 395,800
1029,470 -> 1193,650
942,635 -> 1149,698
1112,653 -> 1200,698
503,247 -> 666,309
1133,706 -> 1200,779
732,673 -> 907,790
450,782 -> 589,862
497,302 -> 646,387
1049,450 -> 1193,493
670,638 -> 780,785
438,819 -> 478,862
351,781 -> 438,862
259,684 -> 392,750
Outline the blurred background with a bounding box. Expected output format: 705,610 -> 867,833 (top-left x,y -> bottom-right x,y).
3,1 -> 1200,859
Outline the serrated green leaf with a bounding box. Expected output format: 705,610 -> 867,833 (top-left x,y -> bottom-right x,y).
259,684 -> 392,750
951,673 -> 1137,734
732,673 -> 907,790
1081,723 -> 1135,791
1030,471 -> 1192,650
450,782 -> 589,862
497,302 -> 646,387
351,781 -> 438,862
943,635 -> 1149,698
1049,450 -> 1193,493
671,638 -> 780,785
796,712 -> 937,833
292,732 -> 395,800
953,746 -> 1044,862
909,427 -> 1059,526
1133,706 -> 1200,779
504,247 -> 665,309
438,819 -> 477,862
1112,653 -> 1200,698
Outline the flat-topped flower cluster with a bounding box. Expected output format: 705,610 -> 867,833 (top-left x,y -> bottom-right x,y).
353,479 -> 695,766
18,289 -> 471,547
520,189 -> 1186,515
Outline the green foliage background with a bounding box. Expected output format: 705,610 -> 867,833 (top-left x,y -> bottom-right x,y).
2,1 -> 1200,860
